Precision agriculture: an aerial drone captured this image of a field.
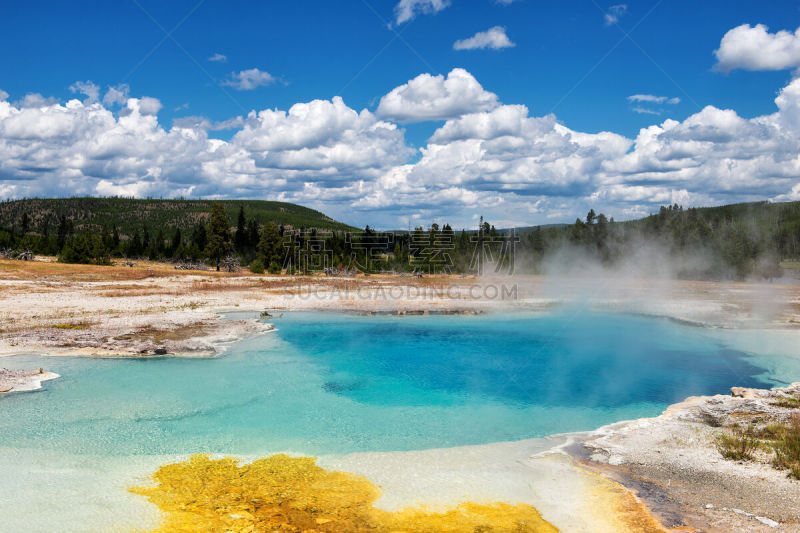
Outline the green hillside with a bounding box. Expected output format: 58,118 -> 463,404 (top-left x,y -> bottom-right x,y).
513,200 -> 800,279
0,197 -> 355,236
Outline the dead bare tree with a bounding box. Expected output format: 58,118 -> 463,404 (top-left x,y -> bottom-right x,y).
324,266 -> 357,277
0,249 -> 34,261
220,255 -> 241,273
173,260 -> 210,271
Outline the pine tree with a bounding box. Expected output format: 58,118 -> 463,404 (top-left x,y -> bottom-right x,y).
101,226 -> 113,251
171,228 -> 182,255
234,205 -> 247,252
59,231 -> 109,265
246,219 -> 259,249
56,215 -> 69,251
42,215 -> 52,253
129,229 -> 143,257
154,228 -> 165,258
532,226 -> 544,253
206,202 -> 232,271
142,226 -> 151,251
191,222 -> 207,251
257,222 -> 283,271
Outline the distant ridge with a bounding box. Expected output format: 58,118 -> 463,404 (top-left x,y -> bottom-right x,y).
498,223 -> 568,233
0,197 -> 356,236
508,200 -> 800,235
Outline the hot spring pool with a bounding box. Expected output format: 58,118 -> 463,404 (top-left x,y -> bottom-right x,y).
2,310 -> 799,456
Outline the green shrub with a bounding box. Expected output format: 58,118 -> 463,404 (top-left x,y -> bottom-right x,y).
53,322 -> 90,330
250,259 -> 265,274
58,232 -> 110,265
268,261 -> 281,274
773,414 -> 800,479
772,396 -> 800,409
759,423 -> 788,440
716,426 -> 758,461
719,415 -> 800,480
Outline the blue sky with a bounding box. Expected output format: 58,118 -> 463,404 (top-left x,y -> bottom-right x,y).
1,1 -> 800,228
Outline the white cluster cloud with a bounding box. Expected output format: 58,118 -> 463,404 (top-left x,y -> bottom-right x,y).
208,53 -> 228,63
0,95 -> 204,200
15,93 -> 59,108
0,90 -> 411,209
628,94 -> 680,105
1,62 -> 800,227
399,106 -> 632,204
628,94 -> 680,116
172,115 -> 245,131
366,74 -> 800,224
69,81 -> 100,104
394,0 -> 450,24
604,4 -> 627,26
135,96 -> 163,115
453,26 -> 515,51
222,68 -> 276,90
376,68 -> 499,122
103,84 -> 130,107
715,24 -> 800,72
233,97 -> 412,177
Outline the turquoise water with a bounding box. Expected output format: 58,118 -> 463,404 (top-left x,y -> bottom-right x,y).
1,311 -> 798,457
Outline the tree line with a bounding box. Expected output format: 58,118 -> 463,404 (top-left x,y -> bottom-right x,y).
1,200 -> 798,280
523,202 -> 798,279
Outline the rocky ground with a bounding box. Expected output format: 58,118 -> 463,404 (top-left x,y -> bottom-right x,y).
578,383 -> 800,532
0,260 -> 514,359
0,367 -> 59,393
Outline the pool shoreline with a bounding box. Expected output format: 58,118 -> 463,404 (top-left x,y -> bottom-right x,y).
2,270 -> 800,531
0,368 -> 59,394
573,381 -> 800,531
1,372 -> 798,531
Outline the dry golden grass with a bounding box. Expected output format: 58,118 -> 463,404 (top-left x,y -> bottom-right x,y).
0,258 -> 257,282
99,288 -> 187,298
0,258 -> 483,285
0,259 -> 168,281
52,322 -> 93,330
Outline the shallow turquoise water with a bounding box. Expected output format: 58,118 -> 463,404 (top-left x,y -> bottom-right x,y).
1,311 -> 798,456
